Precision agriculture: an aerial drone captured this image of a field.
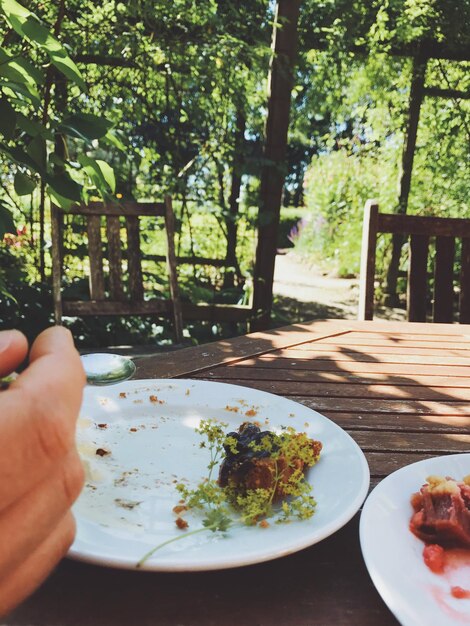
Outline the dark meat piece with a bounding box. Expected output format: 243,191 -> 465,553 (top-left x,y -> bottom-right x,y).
218,422 -> 322,500
410,475 -> 470,548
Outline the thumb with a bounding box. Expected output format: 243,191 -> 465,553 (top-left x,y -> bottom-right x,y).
0,330 -> 29,378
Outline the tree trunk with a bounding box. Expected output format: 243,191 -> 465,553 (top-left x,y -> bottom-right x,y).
223,111 -> 246,289
385,54 -> 427,306
39,0 -> 67,283
251,0 -> 301,330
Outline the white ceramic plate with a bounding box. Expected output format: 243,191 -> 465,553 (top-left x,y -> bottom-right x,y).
70,379 -> 370,571
360,454 -> 470,626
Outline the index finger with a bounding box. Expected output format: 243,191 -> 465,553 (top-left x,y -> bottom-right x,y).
16,326 -> 85,416
0,330 -> 28,377
0,327 -> 85,508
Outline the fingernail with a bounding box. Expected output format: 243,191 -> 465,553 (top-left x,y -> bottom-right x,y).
0,330 -> 15,353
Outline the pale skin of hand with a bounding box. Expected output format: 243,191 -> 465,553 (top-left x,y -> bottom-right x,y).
0,327 -> 86,617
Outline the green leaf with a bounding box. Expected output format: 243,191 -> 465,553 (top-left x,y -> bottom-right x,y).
202,509 -> 233,532
10,55 -> 44,85
1,144 -> 38,170
0,48 -> 44,85
60,113 -> 114,142
46,172 -> 82,202
0,278 -> 17,303
0,79 -> 41,108
46,186 -> 74,211
104,129 -> 127,152
0,98 -> 17,140
21,15 -> 57,47
1,1 -> 85,89
96,160 -> 116,193
0,0 -> 29,18
14,171 -> 36,195
0,202 -> 15,238
26,135 -> 46,172
77,154 -> 115,193
16,112 -> 53,139
48,153 -> 66,168
48,53 -> 86,90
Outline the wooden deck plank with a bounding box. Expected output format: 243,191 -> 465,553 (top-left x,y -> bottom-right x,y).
228,355 -> 470,377
318,412 -> 470,434
200,365 -> 470,388
293,395 -> 470,416
290,344 -> 470,358
320,337 -> 470,350
213,391 -> 470,418
301,319 -> 470,335
325,330 -> 470,342
265,347 -> 470,366
196,376 -> 470,401
365,451 -> 441,477
349,430 -> 470,454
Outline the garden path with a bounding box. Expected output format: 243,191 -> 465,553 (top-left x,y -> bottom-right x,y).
272,251 -> 406,323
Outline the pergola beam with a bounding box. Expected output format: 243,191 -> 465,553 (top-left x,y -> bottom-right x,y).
306,40 -> 470,63
424,87 -> 470,100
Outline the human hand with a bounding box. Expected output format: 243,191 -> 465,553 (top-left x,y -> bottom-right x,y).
0,327 -> 86,616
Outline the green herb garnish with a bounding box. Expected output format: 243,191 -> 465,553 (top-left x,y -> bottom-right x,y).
0,374 -> 16,390
136,419 -> 321,568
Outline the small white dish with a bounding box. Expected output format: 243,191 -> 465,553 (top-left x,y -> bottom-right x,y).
71,379 -> 370,571
360,454 -> 470,626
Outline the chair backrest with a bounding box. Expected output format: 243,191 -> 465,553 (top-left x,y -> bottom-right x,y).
358,199 -> 470,323
51,198 -> 184,342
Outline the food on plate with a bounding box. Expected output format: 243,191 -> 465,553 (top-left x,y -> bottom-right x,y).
410,474 -> 470,603
138,419 -> 323,567
176,420 -> 322,529
218,421 -> 322,500
410,475 -> 470,548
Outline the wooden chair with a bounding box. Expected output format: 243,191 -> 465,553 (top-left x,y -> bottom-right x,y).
51,198 -> 184,343
358,199 -> 470,323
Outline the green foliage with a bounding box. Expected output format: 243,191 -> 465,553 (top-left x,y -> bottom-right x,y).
0,243 -> 53,340
0,0 -> 117,227
298,36 -> 469,280
2,0 -> 84,87
300,149 -> 398,277
1,0 -> 469,339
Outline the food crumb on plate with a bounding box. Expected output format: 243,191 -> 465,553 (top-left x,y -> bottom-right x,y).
95,448 -> 110,457
149,395 -> 164,404
175,517 -> 188,530
114,498 -> 141,510
225,405 -> 239,412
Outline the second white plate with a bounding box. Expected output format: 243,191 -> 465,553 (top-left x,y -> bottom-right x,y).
360,454 -> 470,626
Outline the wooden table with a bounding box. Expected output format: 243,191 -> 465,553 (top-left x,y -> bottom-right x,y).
7,319 -> 470,626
